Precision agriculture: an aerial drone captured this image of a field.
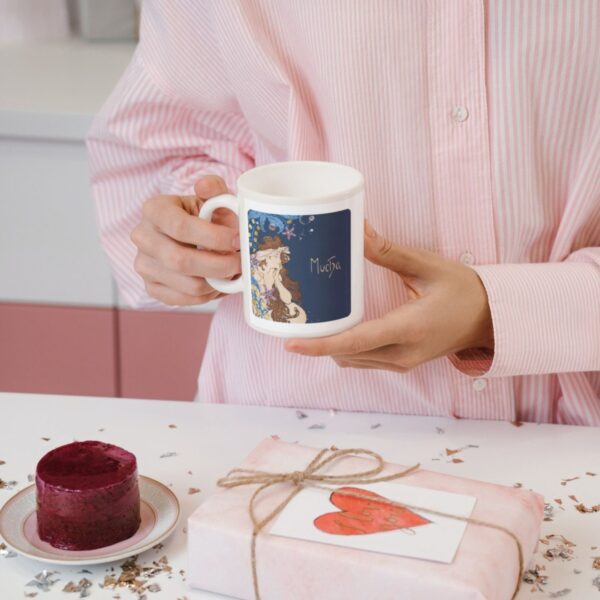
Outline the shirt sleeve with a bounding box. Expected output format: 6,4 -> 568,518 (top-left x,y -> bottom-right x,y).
86,0 -> 254,308
450,247 -> 600,377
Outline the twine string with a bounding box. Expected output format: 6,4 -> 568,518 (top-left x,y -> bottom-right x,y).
217,447 -> 523,600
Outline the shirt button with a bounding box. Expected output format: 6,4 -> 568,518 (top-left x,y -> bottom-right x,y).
460,252 -> 475,266
473,378 -> 487,392
452,105 -> 469,123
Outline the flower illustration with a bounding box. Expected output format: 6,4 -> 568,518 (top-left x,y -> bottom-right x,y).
283,226 -> 296,240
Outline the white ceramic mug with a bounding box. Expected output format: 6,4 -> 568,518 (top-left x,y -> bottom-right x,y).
199,161 -> 364,338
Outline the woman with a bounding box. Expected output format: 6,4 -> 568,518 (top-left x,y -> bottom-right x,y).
87,1 -> 599,424
251,237 -> 307,324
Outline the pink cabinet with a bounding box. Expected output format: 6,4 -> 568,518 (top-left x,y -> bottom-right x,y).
0,303 -> 213,400
118,309 -> 212,401
0,302 -> 117,396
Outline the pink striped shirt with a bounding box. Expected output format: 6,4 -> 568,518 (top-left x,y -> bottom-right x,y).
87,1 -> 600,424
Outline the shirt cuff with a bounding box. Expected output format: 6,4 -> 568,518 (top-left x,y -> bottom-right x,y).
451,261 -> 600,378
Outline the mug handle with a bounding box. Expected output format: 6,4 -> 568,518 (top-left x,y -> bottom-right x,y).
198,193 -> 244,294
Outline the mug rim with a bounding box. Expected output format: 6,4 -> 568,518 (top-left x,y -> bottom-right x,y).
237,161 -> 364,204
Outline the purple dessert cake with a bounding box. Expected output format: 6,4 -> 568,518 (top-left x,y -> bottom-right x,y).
36,441 -> 141,550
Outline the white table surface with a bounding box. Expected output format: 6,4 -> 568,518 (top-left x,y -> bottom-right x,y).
1,392 -> 599,599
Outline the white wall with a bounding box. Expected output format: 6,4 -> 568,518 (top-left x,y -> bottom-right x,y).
0,137 -> 114,305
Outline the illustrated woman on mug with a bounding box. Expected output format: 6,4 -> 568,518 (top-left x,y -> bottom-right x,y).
88,2 -> 600,424
250,237 -> 307,325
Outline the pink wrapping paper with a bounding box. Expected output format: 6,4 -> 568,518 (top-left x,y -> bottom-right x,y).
188,438 -> 544,600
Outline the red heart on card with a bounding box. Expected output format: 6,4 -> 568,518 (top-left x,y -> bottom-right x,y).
314,487 -> 430,535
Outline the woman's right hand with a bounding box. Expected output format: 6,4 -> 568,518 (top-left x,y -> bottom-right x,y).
130,175 -> 241,306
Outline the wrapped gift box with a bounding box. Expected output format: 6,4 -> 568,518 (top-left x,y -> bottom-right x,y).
188,438 -> 543,600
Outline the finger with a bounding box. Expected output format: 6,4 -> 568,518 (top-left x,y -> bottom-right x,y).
161,245 -> 241,279
143,195 -> 239,251
364,220 -> 439,278
194,175 -> 229,200
134,253 -> 214,297
134,226 -> 241,278
334,343 -> 406,364
285,318 -> 401,357
145,281 -> 219,306
195,176 -> 240,227
212,207 -> 239,230
336,348 -> 421,371
180,195 -> 200,217
333,357 -> 409,373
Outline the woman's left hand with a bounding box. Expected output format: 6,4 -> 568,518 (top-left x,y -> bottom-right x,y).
285,222 -> 494,373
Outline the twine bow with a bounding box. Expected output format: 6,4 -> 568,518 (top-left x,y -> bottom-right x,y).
217,447 -> 523,600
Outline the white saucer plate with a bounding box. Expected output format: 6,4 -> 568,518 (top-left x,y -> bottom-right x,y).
0,476 -> 180,565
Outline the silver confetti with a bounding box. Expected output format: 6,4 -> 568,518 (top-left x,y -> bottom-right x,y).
370,423 -> 381,429
308,424 -> 326,430
549,590 -> 571,598
63,578 -> 93,598
159,452 -> 177,459
27,474 -> 34,482
100,554 -> 174,594
26,570 -> 60,592
593,576 -> 600,592
544,503 -> 555,521
0,479 -> 18,490
0,542 -> 17,558
295,410 -> 308,419
435,427 -> 445,434
442,444 -> 479,462
543,536 -> 575,562
522,564 -> 548,591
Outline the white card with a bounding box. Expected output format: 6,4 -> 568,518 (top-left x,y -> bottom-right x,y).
269,482 -> 476,563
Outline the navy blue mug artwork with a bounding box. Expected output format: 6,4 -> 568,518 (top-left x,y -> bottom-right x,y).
248,209 -> 351,324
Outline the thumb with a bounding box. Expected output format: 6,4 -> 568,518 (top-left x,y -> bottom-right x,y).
194,174 -> 229,200
195,175 -> 237,228
364,220 -> 438,278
